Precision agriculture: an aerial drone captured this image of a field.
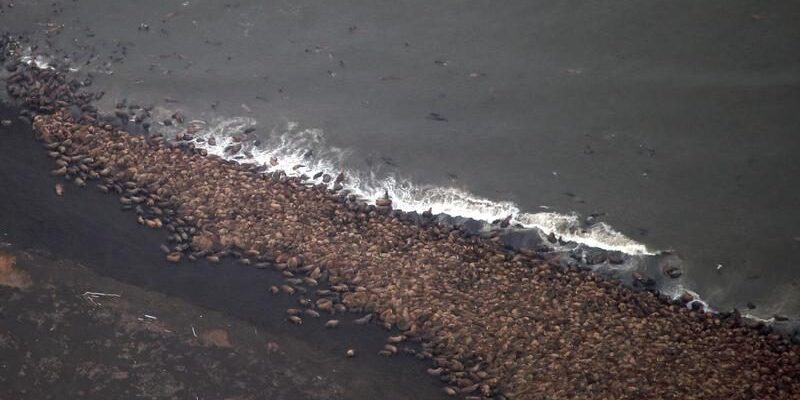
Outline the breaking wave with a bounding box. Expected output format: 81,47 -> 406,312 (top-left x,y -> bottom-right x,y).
178,116 -> 655,256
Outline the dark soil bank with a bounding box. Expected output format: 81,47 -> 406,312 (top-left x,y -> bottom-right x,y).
0,105 -> 446,399
0,246 -> 341,400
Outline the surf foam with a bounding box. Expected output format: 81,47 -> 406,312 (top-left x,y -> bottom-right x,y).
181,117 -> 655,256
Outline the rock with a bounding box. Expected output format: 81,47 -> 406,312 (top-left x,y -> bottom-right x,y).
1,119 -> 12,127
346,349 -> 355,358
166,253 -> 181,263
0,252 -> 32,289
201,329 -> 232,348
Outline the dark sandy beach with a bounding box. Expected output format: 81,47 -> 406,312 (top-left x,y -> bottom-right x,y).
0,246 -> 348,400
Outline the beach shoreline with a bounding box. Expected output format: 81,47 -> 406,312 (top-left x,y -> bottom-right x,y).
2,44 -> 799,398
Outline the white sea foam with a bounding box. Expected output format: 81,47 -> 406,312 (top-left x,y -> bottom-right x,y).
17,47 -> 54,70
186,117 -> 790,323
185,117 -> 655,256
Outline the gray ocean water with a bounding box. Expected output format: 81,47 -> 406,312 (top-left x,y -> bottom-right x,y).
2,0 -> 799,319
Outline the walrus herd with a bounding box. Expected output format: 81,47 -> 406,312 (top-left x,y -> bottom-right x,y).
4,48 -> 800,399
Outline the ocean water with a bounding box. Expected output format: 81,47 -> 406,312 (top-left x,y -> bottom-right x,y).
2,0 -> 799,320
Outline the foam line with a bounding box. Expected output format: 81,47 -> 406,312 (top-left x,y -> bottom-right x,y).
186,117 -> 655,256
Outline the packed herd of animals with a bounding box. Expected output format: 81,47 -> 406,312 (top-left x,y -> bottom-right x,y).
4,42 -> 800,399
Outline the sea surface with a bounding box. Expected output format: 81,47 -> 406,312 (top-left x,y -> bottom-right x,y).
2,0 -> 799,319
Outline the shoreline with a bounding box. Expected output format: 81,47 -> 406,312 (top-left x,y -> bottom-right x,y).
0,103 -> 448,400
3,0 -> 799,326
2,40 -> 800,398
3,35 -> 793,326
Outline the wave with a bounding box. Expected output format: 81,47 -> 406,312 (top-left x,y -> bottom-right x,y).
176,116 -> 655,256
0,43 -> 660,258
15,46 -> 54,70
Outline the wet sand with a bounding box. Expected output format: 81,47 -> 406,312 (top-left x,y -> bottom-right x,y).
0,105 -> 446,399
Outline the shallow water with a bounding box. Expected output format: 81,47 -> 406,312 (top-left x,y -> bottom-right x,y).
1,0 -> 799,318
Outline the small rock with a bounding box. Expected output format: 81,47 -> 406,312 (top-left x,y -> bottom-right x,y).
346,349 -> 355,358
201,329 -> 232,348
1,119 -> 12,127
